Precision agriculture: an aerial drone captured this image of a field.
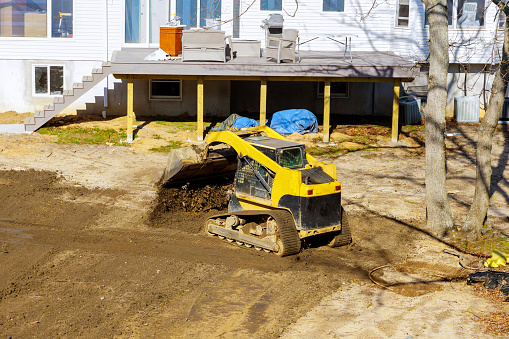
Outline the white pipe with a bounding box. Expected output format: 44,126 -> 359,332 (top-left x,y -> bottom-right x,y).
170,0 -> 177,20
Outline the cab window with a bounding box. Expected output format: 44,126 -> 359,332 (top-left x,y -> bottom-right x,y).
278,147 -> 304,169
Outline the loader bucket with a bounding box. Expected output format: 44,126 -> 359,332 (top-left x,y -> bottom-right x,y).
159,144 -> 238,186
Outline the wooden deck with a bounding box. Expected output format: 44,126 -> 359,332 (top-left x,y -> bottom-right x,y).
111,48 -> 416,143
111,49 -> 418,80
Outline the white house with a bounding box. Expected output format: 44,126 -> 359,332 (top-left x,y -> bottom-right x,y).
0,0 -> 504,130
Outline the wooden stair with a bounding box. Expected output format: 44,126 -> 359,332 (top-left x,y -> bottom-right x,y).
24,62 -> 112,132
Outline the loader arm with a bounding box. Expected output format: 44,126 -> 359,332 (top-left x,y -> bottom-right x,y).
205,129 -> 303,200
207,127 -> 335,175
206,129 -> 283,174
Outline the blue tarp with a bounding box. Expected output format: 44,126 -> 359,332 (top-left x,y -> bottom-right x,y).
269,109 -> 318,135
213,114 -> 259,131
232,116 -> 260,129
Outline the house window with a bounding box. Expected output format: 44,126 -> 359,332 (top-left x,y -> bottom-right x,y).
200,0 -> 221,28
323,0 -> 344,12
150,0 -> 170,43
457,0 -> 484,27
396,0 -> 409,26
52,0 -> 73,37
149,80 -> 182,100
0,0 -> 47,37
174,0 -> 222,29
424,0 -> 484,28
0,0 -> 73,38
499,10 -> 506,29
33,65 -> 64,96
126,0 -> 146,43
261,0 -> 282,11
176,0 -> 197,29
317,82 -> 348,98
233,0 -> 240,38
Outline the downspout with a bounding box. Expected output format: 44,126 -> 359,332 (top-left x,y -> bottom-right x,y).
372,82 -> 376,115
104,0 -> 109,109
483,70 -> 487,111
464,68 -> 467,96
387,0 -> 394,117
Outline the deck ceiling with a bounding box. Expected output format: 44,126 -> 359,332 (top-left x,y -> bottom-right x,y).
111,48 -> 418,81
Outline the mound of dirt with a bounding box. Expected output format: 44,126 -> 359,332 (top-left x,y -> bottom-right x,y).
149,176 -> 234,233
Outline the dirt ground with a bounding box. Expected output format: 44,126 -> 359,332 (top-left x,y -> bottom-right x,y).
0,112 -> 508,338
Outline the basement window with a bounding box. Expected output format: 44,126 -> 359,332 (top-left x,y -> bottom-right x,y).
317,82 -> 348,98
33,65 -> 64,96
149,79 -> 182,100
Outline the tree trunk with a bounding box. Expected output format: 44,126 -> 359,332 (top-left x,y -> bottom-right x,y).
464,14 -> 509,232
422,0 -> 455,236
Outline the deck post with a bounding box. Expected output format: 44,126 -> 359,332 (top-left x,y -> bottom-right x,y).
323,79 -> 331,143
127,76 -> 134,143
392,79 -> 400,142
260,78 -> 267,126
197,76 -> 204,141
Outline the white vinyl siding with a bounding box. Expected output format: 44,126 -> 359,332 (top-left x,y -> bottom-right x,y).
236,0 -> 391,52
390,0 -> 499,63
0,0 -> 503,68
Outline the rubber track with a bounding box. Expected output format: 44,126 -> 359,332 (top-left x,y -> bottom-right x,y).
330,208 -> 352,247
206,209 -> 301,257
270,210 -> 301,256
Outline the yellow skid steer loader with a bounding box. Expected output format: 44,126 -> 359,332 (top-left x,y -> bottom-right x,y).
160,126 -> 351,256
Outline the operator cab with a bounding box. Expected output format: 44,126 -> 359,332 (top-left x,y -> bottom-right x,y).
243,136 -> 307,169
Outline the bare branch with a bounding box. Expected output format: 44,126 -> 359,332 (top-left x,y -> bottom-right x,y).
360,0 -> 389,21
282,0 -> 299,17
493,0 -> 509,15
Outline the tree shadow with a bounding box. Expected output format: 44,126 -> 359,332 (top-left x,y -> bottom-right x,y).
490,124 -> 509,204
